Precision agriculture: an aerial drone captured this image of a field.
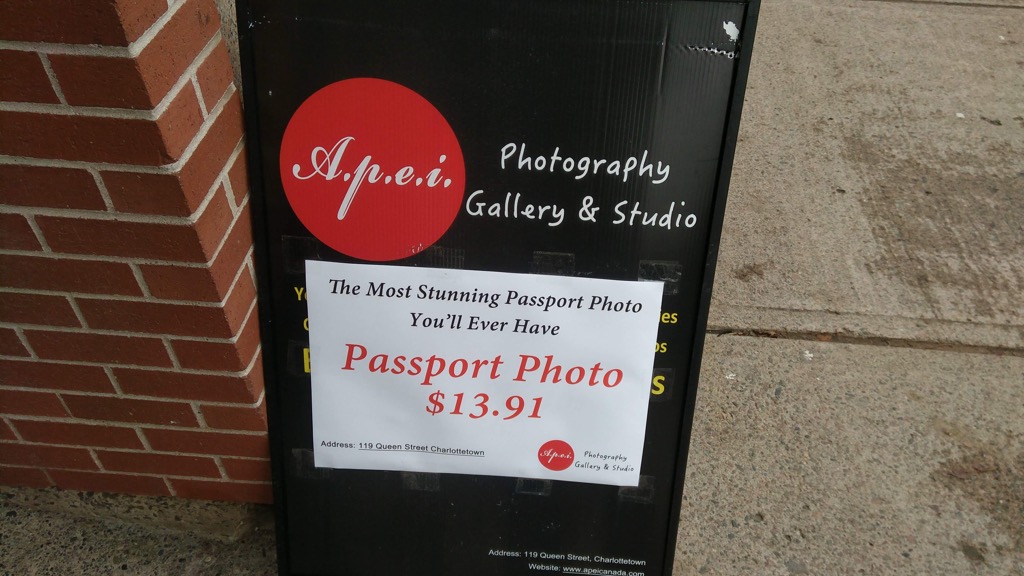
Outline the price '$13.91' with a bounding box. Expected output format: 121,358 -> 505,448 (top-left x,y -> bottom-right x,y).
426,391 -> 543,420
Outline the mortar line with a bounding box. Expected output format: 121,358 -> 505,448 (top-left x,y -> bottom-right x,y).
104,367 -> 124,395
4,415 -> 268,435
162,338 -> 182,369
127,263 -> 154,298
88,449 -> 104,470
0,356 -> 257,384
53,393 -> 73,417
212,455 -> 229,479
13,327 -> 38,359
1,385 -> 265,408
192,76 -> 209,118
6,416 -> 269,434
65,295 -> 90,328
0,290 -> 233,309
136,427 -> 153,450
0,41 -> 127,58
0,320 -> 252,345
3,417 -> 25,441
0,249 -> 214,268
222,171 -> 238,213
23,215 -> 52,253
36,53 -> 68,105
86,168 -> 117,212
191,403 -> 209,428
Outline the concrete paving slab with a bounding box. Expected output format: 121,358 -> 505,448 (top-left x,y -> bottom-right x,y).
711,0 -> 1024,349
677,334 -> 1024,575
0,488 -> 277,575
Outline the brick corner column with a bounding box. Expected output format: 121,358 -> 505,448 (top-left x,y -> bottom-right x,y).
0,0 -> 270,503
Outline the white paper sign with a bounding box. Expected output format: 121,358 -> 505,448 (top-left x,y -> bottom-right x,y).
306,261 -> 662,486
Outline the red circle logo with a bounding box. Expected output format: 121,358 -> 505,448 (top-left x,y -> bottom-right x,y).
279,78 -> 465,261
537,440 -> 575,471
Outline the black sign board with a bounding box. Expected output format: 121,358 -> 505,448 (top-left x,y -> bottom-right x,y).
237,1 -> 759,575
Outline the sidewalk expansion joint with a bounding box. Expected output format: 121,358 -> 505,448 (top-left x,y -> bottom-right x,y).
862,0 -> 1024,10
708,328 -> 1024,358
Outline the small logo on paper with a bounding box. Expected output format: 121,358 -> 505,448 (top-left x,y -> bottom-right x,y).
538,440 -> 574,471
280,78 -> 465,261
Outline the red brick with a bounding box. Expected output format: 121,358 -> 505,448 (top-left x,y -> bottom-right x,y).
141,207 -> 253,301
195,41 -> 233,111
0,86 -> 202,166
201,395 -> 266,432
133,0 -> 221,105
49,469 -> 171,497
0,255 -> 142,296
36,215 -> 204,262
0,50 -> 59,104
49,0 -> 220,110
227,150 -> 249,206
79,288 -> 249,339
36,185 -> 232,262
12,420 -> 142,449
0,328 -> 30,357
0,465 -> 52,488
221,458 -> 270,482
0,0 -> 166,45
0,442 -> 96,470
47,54 -> 150,109
97,450 -> 221,477
114,365 -> 262,404
0,213 -> 40,251
0,389 -> 69,418
0,359 -> 115,393
101,171 -> 193,217
169,478 -> 272,503
24,330 -> 171,367
0,292 -> 80,327
144,429 -> 268,458
0,165 -> 107,210
172,312 -> 260,372
63,395 -> 198,427
139,264 -> 219,302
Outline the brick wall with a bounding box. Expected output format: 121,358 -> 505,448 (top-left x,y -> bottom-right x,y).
0,0 -> 271,503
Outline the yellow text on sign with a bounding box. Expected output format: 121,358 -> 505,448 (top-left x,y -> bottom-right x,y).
651,374 -> 666,396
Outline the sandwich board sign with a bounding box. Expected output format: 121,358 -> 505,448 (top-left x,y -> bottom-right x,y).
237,1 -> 760,574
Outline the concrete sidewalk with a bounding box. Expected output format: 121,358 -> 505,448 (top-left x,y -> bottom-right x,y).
2,0 -> 1021,574
675,0 -> 1023,573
